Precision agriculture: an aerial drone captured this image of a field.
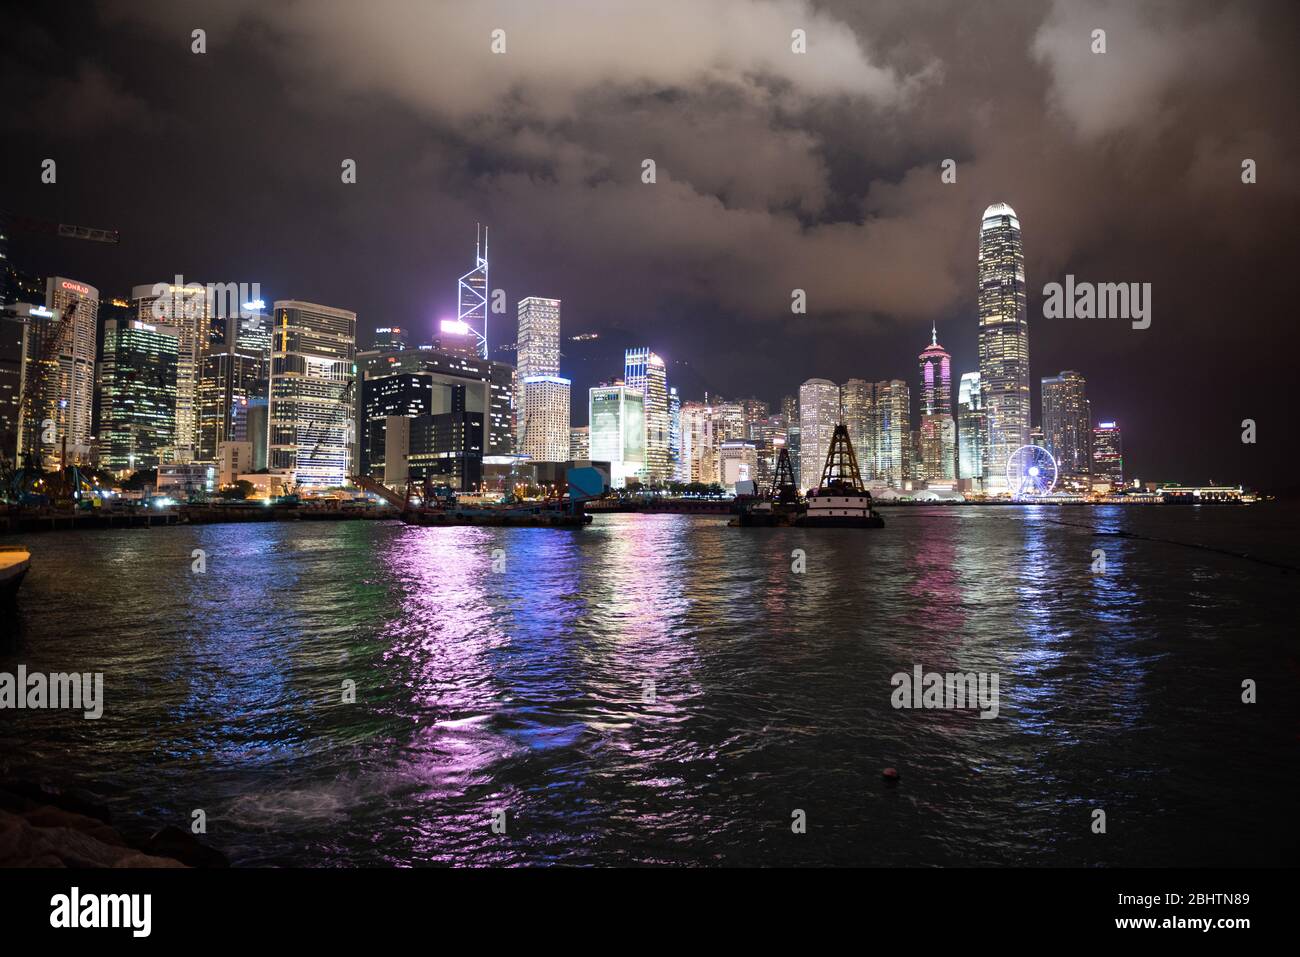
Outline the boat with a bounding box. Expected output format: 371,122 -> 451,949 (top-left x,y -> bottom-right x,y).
0,545 -> 31,601
734,446 -> 805,526
797,424 -> 884,528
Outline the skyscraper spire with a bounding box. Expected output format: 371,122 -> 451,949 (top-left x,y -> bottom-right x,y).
931,322 -> 938,346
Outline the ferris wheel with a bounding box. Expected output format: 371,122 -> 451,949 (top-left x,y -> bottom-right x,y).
1006,445 -> 1058,497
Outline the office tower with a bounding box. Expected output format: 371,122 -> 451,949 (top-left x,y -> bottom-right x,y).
457,224 -> 489,359
957,372 -> 986,481
840,378 -> 874,483
357,346 -> 514,482
798,378 -> 839,490
1041,371 -> 1091,484
919,323 -> 952,416
872,379 -> 910,488
515,297 -> 567,461
373,326 -> 407,352
719,440 -> 759,490
679,400 -> 716,485
739,398 -> 770,440
361,370 -> 485,491
40,277 -> 99,466
750,412 -> 787,487
0,303 -> 49,464
710,399 -> 746,443
233,396 -> 269,470
0,304 -> 27,461
197,343 -> 266,461
131,282 -> 212,461
624,347 -> 670,483
235,307 -> 273,360
570,425 -> 589,461
589,383 -> 645,488
668,387 -> 684,481
515,297 -> 560,380
520,375 -> 571,462
268,300 -> 357,489
917,325 -> 955,481
977,203 -> 1031,490
781,394 -> 800,480
919,416 -> 957,482
1092,422 -> 1124,487
99,319 -> 180,472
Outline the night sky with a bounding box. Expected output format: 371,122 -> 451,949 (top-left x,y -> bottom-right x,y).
2,0 -> 1297,488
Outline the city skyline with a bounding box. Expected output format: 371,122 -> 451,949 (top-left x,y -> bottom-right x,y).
2,1 -> 1296,488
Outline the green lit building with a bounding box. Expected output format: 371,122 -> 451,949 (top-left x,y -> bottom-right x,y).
99,319 -> 180,472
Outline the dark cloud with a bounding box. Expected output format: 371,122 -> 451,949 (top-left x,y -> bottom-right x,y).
2,0 -> 1297,487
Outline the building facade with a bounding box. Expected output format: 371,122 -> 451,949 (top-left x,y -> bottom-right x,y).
1041,371 -> 1091,485
624,348 -> 670,483
130,282 -> 213,462
99,318 -> 180,472
918,325 -> 955,481
977,203 -> 1031,491
589,384 -> 645,488
519,374 -> 571,463
1092,421 -> 1124,488
872,379 -> 910,487
798,378 -> 839,490
515,297 -> 567,462
43,277 -> 99,466
840,378 -> 874,484
267,300 -> 357,489
957,371 -> 986,482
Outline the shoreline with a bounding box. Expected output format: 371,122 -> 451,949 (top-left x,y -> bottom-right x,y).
0,777 -> 229,868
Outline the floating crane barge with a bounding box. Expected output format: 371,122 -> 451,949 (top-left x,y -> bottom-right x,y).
733,424 -> 884,529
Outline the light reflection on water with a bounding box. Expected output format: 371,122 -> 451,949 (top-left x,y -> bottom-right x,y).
1,507 -> 1297,866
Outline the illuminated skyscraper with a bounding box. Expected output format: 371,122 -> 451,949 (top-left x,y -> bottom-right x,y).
520,375 -> 571,462
872,379 -> 910,488
516,297 -> 567,461
918,324 -> 955,481
840,378 -> 874,483
957,372 -> 986,481
99,319 -> 179,472
798,378 -> 839,490
569,425 -> 589,461
374,326 -> 407,351
918,324 -> 952,416
589,383 -> 644,488
1092,422 -> 1123,487
457,224 -> 489,359
624,347 -> 670,483
516,297 -> 560,380
668,387 -> 684,481
131,281 -> 212,461
679,400 -> 717,485
1041,371 -> 1091,484
268,300 -> 357,489
977,203 -> 1031,490
43,277 -> 99,465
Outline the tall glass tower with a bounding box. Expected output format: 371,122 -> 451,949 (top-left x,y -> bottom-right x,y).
624,347 -> 670,483
977,203 -> 1030,491
457,224 -> 489,360
1041,370 -> 1091,484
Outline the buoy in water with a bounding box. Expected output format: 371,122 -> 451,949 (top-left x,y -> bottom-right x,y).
882,767 -> 900,781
